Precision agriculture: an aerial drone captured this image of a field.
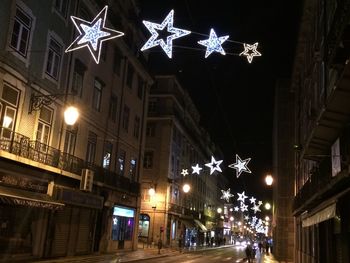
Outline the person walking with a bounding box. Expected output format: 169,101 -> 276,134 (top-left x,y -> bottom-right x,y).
245,244 -> 253,263
157,238 -> 162,254
258,241 -> 263,254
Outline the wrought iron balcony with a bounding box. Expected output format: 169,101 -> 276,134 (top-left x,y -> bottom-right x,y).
0,127 -> 140,194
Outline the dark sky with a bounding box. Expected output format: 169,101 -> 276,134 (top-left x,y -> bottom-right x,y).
138,0 -> 301,199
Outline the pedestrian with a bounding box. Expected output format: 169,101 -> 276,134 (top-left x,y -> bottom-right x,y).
206,235 -> 210,247
211,237 -> 214,247
157,238 -> 162,254
265,240 -> 270,255
258,241 -> 263,254
245,244 -> 253,263
178,236 -> 183,252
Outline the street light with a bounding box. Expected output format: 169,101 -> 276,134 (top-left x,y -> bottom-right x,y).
264,202 -> 271,210
29,93 -> 79,125
217,207 -> 222,214
265,174 -> 273,186
182,183 -> 191,193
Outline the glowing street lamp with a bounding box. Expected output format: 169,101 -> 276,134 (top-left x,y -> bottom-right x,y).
182,183 -> 191,193
264,202 -> 271,210
148,187 -> 156,196
265,174 -> 273,186
217,207 -> 222,214
64,106 -> 79,125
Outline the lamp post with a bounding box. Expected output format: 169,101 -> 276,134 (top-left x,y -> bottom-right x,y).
265,174 -> 273,186
149,187 -> 156,246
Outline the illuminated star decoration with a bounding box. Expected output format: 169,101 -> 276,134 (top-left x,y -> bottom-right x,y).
65,6 -> 124,64
113,217 -> 118,225
192,164 -> 203,175
220,188 -> 234,202
249,197 -> 256,204
181,169 -> 189,177
234,206 -> 240,211
228,154 -> 252,178
239,42 -> 262,63
251,203 -> 262,214
198,29 -> 229,58
240,203 -> 248,212
237,191 -> 248,203
141,10 -> 191,58
205,156 -> 223,175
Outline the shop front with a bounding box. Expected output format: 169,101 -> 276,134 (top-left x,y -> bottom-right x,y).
0,173 -> 64,260
111,206 -> 135,249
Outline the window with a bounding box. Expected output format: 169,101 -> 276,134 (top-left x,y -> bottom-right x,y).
133,116 -> 140,138
143,151 -> 153,169
63,128 -> 77,155
86,131 -> 97,164
0,84 -> 20,139
71,59 -> 85,96
146,123 -> 155,137
10,6 -> 32,57
36,106 -> 53,149
54,0 -> 68,18
117,150 -> 126,176
122,105 -> 130,131
126,63 -> 134,88
108,95 -> 118,122
148,99 -> 157,114
45,37 -> 62,80
113,47 -> 123,74
129,158 -> 137,181
92,78 -> 103,111
103,141 -> 113,169
137,77 -> 144,99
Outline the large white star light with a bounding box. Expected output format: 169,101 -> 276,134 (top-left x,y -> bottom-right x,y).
141,10 -> 191,58
237,191 -> 248,203
192,164 -> 203,175
251,203 -> 262,214
205,156 -> 223,175
198,29 -> 229,58
65,6 -> 124,64
239,42 -> 262,63
220,188 -> 234,202
228,154 -> 252,178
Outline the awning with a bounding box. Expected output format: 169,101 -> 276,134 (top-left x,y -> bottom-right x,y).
0,185 -> 65,210
302,203 -> 336,227
194,219 -> 208,232
179,219 -> 196,229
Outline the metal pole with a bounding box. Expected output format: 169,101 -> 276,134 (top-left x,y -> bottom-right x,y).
152,206 -> 156,246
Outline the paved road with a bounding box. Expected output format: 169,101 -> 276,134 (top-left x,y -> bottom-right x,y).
131,246 -> 248,263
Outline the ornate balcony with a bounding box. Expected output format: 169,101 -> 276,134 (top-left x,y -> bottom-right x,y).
0,127 -> 140,194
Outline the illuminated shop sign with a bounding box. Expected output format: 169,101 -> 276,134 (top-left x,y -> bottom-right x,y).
113,206 -> 135,217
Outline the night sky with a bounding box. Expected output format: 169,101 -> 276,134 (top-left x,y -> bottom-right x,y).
138,1 -> 302,200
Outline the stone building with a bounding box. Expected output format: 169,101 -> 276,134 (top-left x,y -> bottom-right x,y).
0,0 -> 152,260
139,75 -> 222,248
292,0 -> 350,262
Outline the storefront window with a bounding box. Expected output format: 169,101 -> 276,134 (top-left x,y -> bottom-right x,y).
138,214 -> 150,237
111,206 -> 135,241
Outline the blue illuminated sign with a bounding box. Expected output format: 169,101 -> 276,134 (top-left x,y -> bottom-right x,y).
113,206 -> 135,217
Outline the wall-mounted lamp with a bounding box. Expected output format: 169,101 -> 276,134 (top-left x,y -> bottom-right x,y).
29,93 -> 79,125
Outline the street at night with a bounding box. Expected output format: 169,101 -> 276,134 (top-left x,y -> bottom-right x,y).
1,0 -> 350,262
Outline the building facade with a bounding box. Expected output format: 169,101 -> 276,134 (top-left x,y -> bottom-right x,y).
139,75 -> 222,249
272,79 -> 295,262
292,0 -> 350,262
0,0 -> 152,260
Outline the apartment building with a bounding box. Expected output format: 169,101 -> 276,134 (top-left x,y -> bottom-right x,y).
0,0 -> 152,260
139,75 -> 222,248
292,0 -> 350,262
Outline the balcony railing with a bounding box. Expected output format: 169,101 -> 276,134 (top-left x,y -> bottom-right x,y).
0,127 -> 140,194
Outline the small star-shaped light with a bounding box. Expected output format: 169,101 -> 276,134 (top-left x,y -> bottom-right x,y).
234,206 -> 240,211
181,169 -> 189,177
251,203 -> 262,214
205,156 -> 223,175
239,42 -> 262,63
198,29 -> 229,58
113,217 -> 118,225
141,10 -> 191,58
258,200 -> 263,206
65,6 -> 124,64
228,154 -> 252,178
244,215 -> 250,221
192,164 -> 203,175
240,203 -> 248,212
220,188 -> 234,202
237,191 -> 248,203
249,197 -> 256,204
